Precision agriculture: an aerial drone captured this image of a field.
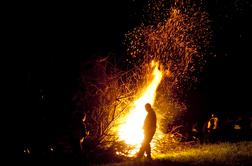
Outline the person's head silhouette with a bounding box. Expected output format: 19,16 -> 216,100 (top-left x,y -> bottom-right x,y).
145,103 -> 152,112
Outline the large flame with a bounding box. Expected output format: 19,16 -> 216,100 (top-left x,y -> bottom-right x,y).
118,61 -> 163,150
115,0 -> 210,157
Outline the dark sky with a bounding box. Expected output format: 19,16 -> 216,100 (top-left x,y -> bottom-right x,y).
197,0 -> 252,117
12,0 -> 251,142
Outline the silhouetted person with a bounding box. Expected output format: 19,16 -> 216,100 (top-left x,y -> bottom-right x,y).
80,113 -> 89,152
202,120 -> 209,144
191,122 -> 200,141
233,116 -> 242,142
206,113 -> 219,143
137,103 -> 157,159
71,112 -> 88,162
240,115 -> 251,141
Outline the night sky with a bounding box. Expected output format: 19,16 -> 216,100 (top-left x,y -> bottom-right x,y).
11,0 -> 251,144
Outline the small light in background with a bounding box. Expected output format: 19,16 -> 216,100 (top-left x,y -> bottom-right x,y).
48,144 -> 55,152
24,146 -> 31,156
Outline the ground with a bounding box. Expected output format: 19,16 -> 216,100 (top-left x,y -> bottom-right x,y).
98,141 -> 252,166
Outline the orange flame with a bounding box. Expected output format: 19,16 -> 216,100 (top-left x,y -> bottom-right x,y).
118,61 -> 163,154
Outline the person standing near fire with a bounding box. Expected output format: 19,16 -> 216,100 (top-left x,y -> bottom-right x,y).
207,113 -> 219,143
136,103 -> 157,159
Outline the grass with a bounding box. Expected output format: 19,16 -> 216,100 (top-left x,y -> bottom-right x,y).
95,141 -> 252,166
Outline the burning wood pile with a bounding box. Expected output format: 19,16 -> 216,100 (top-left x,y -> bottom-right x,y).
73,0 -> 211,159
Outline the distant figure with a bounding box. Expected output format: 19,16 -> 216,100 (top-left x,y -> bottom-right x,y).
206,113 -> 219,143
201,120 -> 209,144
191,122 -> 200,141
234,115 -> 250,141
72,112 -> 89,160
137,103 -> 157,159
80,113 -> 89,152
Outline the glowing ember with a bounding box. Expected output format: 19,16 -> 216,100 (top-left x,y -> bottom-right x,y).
126,4 -> 211,90
118,61 -> 163,148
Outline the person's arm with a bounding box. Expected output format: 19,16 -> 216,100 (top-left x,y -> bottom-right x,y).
214,118 -> 218,129
207,120 -> 211,129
